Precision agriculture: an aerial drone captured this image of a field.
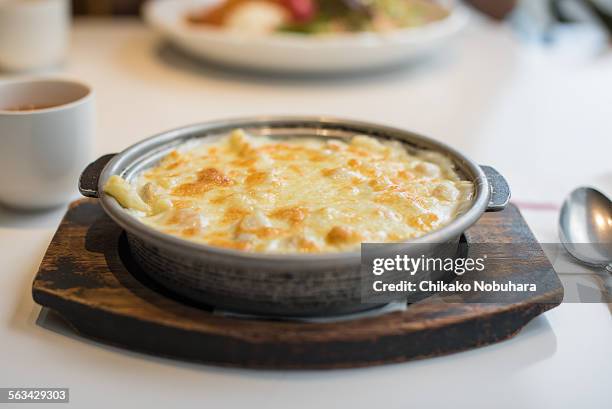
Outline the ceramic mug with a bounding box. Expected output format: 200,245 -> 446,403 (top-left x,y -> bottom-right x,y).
0,0 -> 70,72
0,78 -> 94,210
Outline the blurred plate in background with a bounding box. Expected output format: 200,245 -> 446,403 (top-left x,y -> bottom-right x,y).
143,0 -> 469,73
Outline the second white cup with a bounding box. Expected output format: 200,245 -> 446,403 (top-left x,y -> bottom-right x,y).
0,0 -> 70,72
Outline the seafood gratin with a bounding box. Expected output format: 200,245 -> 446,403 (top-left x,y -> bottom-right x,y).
104,130 -> 473,253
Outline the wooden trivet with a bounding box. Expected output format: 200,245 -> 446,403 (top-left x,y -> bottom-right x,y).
32,200 -> 563,369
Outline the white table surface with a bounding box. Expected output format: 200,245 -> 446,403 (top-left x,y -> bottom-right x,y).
1,16 -> 611,409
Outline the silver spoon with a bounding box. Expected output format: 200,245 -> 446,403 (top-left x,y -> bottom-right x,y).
559,187 -> 612,305
559,187 -> 612,272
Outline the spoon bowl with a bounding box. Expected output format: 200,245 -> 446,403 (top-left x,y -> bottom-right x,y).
559,187 -> 612,269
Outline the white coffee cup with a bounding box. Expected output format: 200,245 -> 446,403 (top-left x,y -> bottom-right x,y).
0,78 -> 94,210
0,0 -> 70,72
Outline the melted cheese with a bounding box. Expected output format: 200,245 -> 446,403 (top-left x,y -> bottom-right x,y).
104,130 -> 474,253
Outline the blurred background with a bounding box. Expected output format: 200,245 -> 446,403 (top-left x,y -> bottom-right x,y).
2,0 -> 611,215
67,0 -> 612,26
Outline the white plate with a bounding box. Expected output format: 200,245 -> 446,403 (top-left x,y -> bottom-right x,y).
143,0 -> 468,73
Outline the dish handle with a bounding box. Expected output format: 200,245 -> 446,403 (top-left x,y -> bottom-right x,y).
79,154 -> 117,198
481,165 -> 511,212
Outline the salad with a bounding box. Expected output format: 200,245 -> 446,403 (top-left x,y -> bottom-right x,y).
186,0 -> 450,34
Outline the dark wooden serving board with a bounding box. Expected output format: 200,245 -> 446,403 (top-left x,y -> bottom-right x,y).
32,199 -> 563,369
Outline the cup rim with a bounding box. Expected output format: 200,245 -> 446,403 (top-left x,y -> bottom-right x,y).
0,78 -> 93,115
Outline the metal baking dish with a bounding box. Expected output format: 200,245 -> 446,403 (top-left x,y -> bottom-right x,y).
79,117 -> 510,316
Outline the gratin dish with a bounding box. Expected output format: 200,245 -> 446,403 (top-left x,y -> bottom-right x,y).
79,117 -> 510,316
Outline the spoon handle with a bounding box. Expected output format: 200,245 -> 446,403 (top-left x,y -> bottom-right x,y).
597,271 -> 612,303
